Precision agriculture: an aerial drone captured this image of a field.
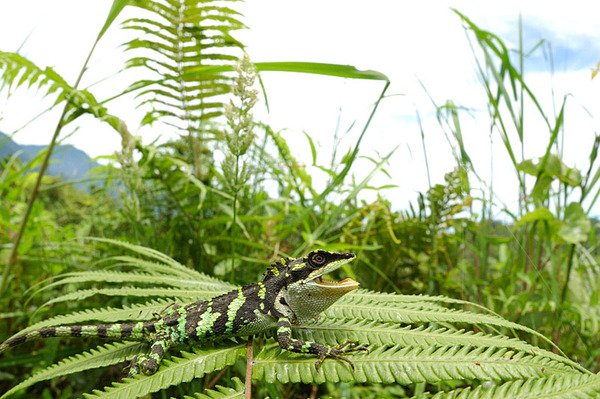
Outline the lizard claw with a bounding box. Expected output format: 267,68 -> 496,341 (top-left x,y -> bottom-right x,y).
126,356 -> 139,377
337,339 -> 369,353
314,340 -> 368,371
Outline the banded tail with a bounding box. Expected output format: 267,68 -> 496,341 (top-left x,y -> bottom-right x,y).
0,321 -> 156,354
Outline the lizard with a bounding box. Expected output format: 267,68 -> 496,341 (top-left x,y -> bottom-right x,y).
0,249 -> 367,376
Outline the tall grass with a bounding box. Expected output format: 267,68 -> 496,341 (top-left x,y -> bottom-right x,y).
412,10 -> 600,369
335,9 -> 600,373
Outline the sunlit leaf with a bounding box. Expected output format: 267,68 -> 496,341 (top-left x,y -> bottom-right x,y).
557,202 -> 591,244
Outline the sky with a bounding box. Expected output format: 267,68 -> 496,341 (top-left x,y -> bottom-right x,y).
0,1 -> 599,216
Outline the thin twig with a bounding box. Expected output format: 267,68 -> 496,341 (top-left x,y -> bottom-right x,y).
206,367 -> 228,390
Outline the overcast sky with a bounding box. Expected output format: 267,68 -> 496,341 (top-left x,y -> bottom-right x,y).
0,1 -> 599,216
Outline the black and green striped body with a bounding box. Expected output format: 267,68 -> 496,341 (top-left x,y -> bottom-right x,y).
0,250 -> 367,376
0,321 -> 152,349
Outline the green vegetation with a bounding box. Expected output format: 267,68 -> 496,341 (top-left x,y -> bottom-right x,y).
0,2 -> 598,398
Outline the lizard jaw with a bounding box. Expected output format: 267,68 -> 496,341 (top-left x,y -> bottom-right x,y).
311,276 -> 359,289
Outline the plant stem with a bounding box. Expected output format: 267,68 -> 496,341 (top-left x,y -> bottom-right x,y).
0,38 -> 100,294
245,336 -> 254,399
206,367 -> 228,390
560,243 -> 576,304
230,154 -> 240,281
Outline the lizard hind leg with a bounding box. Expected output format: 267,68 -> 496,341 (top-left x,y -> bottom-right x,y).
275,318 -> 368,371
128,337 -> 171,377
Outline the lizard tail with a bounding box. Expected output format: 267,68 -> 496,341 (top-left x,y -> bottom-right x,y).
0,321 -> 156,354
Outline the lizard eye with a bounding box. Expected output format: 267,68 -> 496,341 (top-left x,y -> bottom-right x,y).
309,253 -> 326,267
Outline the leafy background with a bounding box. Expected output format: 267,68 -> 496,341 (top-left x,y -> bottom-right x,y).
1,1 -> 600,398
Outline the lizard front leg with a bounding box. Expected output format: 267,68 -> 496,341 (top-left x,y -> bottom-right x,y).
276,318 -> 367,370
129,334 -> 172,377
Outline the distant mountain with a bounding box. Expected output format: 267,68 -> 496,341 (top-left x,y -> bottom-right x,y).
0,131 -> 100,188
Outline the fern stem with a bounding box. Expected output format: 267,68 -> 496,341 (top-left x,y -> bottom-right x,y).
230,153 -> 240,281
245,336 -> 254,399
0,37 -> 101,295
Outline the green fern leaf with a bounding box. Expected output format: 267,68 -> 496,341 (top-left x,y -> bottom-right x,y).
182,377 -> 244,399
83,345 -> 245,399
433,372 -> 600,398
40,286 -> 224,308
36,270 -> 231,293
88,237 -> 205,279
1,342 -> 144,399
349,290 -> 501,316
0,51 -> 70,95
253,344 -> 578,385
106,256 -> 207,279
294,319 -> 577,370
328,295 -> 557,350
123,0 -> 243,133
0,53 -> 130,138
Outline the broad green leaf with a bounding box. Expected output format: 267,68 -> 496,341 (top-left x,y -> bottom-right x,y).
546,154 -> 581,186
530,175 -> 553,204
517,159 -> 539,176
557,202 -> 591,244
516,207 -> 554,227
519,156 -> 581,187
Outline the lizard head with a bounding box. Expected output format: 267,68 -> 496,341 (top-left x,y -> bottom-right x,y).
268,249 -> 359,323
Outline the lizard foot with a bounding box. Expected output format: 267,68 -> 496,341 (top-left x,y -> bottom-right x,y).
314,340 -> 369,371
128,354 -> 159,377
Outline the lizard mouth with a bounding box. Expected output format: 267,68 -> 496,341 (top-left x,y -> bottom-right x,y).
313,276 -> 359,288
305,251 -> 358,289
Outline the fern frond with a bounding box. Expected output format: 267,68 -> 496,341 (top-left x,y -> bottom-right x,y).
123,0 -> 244,132
88,237 -> 204,278
328,295 -> 557,350
83,345 -> 245,399
0,52 -> 130,137
294,319 -> 577,370
433,373 -> 600,398
182,377 -> 244,399
41,286 -> 224,308
103,256 -> 206,279
253,344 -> 579,385
36,270 -> 230,293
0,342 -> 145,399
0,51 -> 72,97
341,296 -> 450,312
348,290 -> 501,316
